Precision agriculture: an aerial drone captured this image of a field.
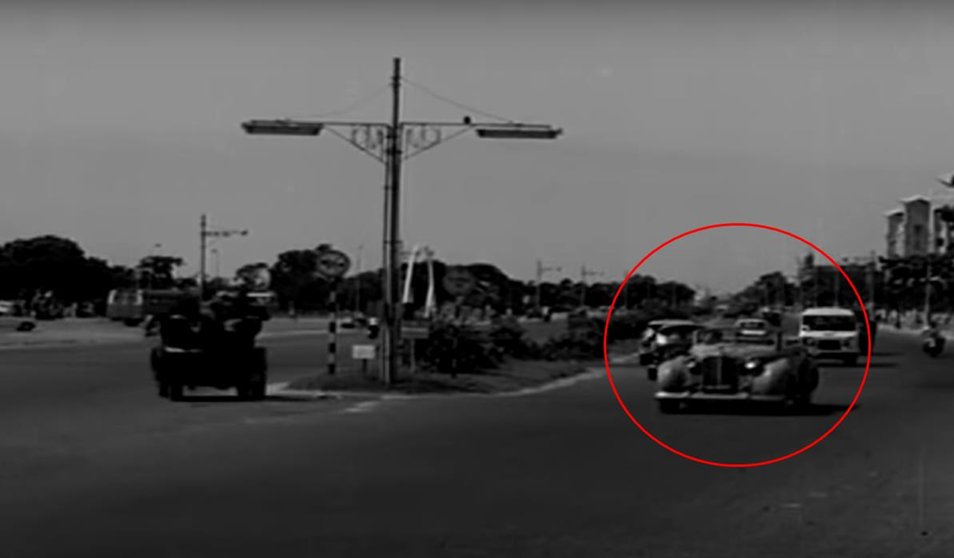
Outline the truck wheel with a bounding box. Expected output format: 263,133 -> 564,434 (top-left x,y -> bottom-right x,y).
251,377 -> 267,400
244,370 -> 267,401
150,347 -> 164,373
658,400 -> 680,414
167,382 -> 184,401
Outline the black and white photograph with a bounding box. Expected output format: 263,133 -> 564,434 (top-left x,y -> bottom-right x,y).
2,0 -> 954,556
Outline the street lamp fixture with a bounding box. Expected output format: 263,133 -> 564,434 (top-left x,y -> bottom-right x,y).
242,119 -> 324,136
938,173 -> 954,188
474,124 -> 563,140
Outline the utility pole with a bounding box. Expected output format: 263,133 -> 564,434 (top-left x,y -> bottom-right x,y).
243,58 -> 561,386
924,256 -> 932,323
199,214 -> 207,300
355,244 -> 363,315
536,259 -> 561,313
579,265 -> 601,308
199,213 -> 249,301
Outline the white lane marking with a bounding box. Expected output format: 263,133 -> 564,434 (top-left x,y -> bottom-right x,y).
342,400 -> 384,414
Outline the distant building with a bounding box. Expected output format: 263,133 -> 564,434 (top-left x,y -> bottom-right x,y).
884,208 -> 904,258
884,195 -> 953,258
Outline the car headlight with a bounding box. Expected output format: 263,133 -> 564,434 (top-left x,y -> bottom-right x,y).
744,358 -> 764,373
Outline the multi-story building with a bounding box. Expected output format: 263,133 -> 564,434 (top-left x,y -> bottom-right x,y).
884,195 -> 953,258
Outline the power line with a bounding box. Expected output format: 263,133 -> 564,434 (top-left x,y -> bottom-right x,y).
400,76 -> 515,123
285,86 -> 390,119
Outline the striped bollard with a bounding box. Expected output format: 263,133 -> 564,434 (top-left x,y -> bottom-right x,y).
328,285 -> 338,375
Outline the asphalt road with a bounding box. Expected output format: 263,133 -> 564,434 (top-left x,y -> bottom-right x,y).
1,328 -> 953,557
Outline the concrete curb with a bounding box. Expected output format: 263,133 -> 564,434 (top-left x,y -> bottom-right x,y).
267,366 -> 607,404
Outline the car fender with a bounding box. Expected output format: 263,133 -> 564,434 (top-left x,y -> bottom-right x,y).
751,357 -> 793,395
657,357 -> 691,392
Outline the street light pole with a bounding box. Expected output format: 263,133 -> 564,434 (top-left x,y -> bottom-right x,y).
384,57 -> 403,387
243,58 -> 562,386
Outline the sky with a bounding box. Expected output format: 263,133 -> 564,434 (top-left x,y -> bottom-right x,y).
3,0 -> 954,293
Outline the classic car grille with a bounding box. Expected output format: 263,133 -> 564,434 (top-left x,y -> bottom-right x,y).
818,340 -> 842,351
698,356 -> 740,392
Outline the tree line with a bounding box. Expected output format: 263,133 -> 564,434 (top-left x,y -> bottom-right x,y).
0,235 -> 700,317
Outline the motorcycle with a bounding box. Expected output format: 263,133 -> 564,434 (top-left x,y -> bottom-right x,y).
923,333 -> 946,358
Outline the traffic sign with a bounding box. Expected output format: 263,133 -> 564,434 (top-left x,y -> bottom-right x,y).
315,248 -> 351,280
352,344 -> 376,360
442,266 -> 476,297
403,327 -> 429,340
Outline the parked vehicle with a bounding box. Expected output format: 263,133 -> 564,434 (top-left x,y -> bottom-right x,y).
798,307 -> 862,365
654,327 -> 820,413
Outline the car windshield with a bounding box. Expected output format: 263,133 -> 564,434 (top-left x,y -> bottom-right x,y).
802,315 -> 856,331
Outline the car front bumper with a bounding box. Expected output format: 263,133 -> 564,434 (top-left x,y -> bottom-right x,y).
655,391 -> 787,403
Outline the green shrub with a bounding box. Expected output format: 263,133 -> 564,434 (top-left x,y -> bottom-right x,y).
488,316 -> 542,360
420,319 -> 501,375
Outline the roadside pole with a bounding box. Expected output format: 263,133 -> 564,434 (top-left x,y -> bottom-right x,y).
328,281 -> 339,376
313,246 -> 352,377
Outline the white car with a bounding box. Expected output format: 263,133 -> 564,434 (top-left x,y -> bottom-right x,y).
734,318 -> 772,342
0,300 -> 14,316
798,307 -> 861,365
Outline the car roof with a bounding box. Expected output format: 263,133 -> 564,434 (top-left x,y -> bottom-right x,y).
648,319 -> 697,328
801,307 -> 855,317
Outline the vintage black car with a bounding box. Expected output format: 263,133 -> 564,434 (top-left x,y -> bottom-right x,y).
654,327 -> 820,413
149,293 -> 269,401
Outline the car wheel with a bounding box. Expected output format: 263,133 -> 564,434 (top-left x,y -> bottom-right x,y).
157,381 -> 170,399
658,400 -> 680,414
788,393 -> 811,413
647,367 -> 658,381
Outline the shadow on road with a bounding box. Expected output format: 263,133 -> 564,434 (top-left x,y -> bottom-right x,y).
671,401 -> 859,417
165,394 -> 322,404
821,360 -> 896,370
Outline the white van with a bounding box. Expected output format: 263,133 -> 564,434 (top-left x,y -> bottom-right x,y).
798,307 -> 861,365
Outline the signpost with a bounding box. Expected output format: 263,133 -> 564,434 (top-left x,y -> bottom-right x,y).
352,344 -> 376,376
315,246 -> 351,375
443,266 -> 476,320
403,326 -> 429,373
